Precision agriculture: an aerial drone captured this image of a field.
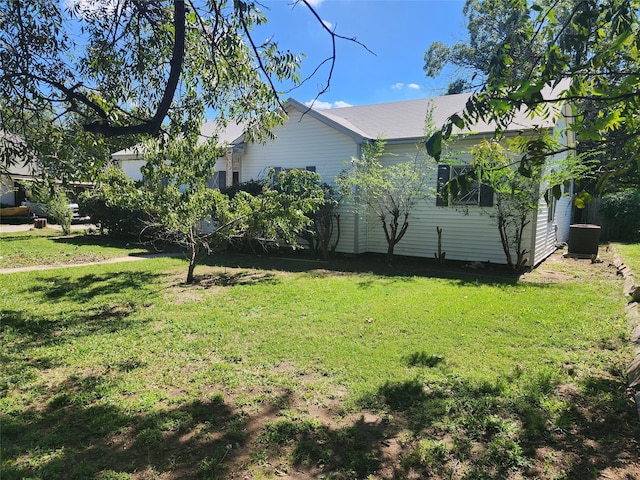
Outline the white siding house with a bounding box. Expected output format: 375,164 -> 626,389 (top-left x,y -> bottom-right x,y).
113,92 -> 574,267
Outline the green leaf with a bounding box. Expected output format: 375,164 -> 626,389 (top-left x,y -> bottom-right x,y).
450,113 -> 465,129
574,191 -> 593,209
426,131 -> 442,160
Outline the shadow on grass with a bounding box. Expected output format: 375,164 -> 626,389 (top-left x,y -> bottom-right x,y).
2,303 -> 139,342
1,373 -> 387,480
51,234 -> 158,251
3,367 -> 637,479
404,351 -> 445,368
193,270 -> 280,288
353,370 -> 639,479
2,271 -> 160,357
1,378 -> 241,480
201,250 -> 527,287
30,270 -> 162,303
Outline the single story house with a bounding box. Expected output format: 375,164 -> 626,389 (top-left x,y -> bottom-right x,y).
113,90 -> 574,267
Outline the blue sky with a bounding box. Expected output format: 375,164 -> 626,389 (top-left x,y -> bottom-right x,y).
255,0 -> 467,109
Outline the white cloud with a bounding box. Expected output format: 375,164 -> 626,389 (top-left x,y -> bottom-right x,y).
322,20 -> 333,30
306,100 -> 332,110
305,99 -> 353,110
392,82 -> 421,91
306,0 -> 325,6
333,101 -> 353,108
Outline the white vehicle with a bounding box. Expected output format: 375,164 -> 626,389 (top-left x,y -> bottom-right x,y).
21,201 -> 81,220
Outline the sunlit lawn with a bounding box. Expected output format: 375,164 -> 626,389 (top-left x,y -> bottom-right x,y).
0,228 -> 153,268
1,232 -> 638,479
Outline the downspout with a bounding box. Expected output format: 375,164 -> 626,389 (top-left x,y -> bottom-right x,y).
226,147 -> 233,183
353,142 -> 362,254
529,189 -> 539,267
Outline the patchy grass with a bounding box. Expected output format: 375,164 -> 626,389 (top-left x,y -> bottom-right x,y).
1,238 -> 638,479
0,229 -> 153,268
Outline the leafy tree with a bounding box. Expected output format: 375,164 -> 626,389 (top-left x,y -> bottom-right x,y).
98,139 -> 325,283
427,0 -> 640,192
1,0 -> 367,176
21,181 -> 74,234
424,0 -> 539,93
337,137 -> 434,266
224,168 -> 326,255
453,137 -> 591,271
135,136 -> 231,283
79,166 -> 151,238
600,189 -> 640,241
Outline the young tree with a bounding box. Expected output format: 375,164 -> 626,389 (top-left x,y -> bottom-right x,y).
337,137 -> 434,266
457,137 -> 591,271
98,140 -> 325,283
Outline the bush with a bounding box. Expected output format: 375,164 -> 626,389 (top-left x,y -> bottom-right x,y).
79,191 -> 149,239
600,189 -> 640,241
78,166 -> 149,240
20,181 -> 74,234
220,179 -> 264,199
47,189 -> 74,234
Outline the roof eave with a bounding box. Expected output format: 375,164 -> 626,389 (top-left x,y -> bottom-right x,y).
284,98 -> 368,143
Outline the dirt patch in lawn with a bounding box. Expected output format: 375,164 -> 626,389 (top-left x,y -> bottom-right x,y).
109,369 -> 639,480
520,245 -> 621,284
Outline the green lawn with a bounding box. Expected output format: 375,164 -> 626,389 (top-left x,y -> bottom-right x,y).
0,229 -> 153,268
1,233 -> 638,479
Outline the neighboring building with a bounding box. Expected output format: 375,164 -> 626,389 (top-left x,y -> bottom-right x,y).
112,121 -> 246,189
1,162 -> 38,207
113,91 -> 575,267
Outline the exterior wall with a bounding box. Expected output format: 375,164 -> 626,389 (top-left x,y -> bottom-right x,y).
118,158 -> 228,183
531,182 -> 573,266
530,110 -> 575,265
240,109 -> 359,184
239,108 -> 359,254
364,194 -> 511,264
118,159 -> 147,181
360,141 -> 512,264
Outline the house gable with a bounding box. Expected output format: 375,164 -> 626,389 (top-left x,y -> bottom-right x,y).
239,103 -> 360,184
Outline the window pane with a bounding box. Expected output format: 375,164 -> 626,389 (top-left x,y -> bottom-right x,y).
451,165 -> 480,206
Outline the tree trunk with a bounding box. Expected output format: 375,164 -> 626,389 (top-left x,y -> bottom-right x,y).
186,242 -> 200,284
83,0 -> 186,137
386,243 -> 395,267
382,212 -> 409,268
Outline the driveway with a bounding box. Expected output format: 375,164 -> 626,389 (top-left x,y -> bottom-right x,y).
0,222 -> 95,233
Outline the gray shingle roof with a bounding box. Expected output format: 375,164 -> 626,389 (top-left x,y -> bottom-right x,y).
292,90 -> 560,142
114,85 -> 566,158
